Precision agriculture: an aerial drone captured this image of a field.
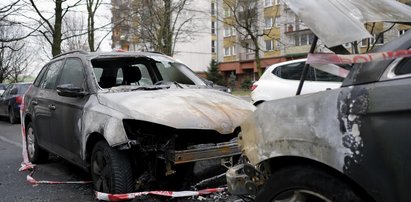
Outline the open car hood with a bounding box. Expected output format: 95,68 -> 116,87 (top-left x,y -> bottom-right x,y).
284,0 -> 411,47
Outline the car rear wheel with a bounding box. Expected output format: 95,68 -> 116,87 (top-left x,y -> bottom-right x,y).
91,140 -> 134,194
255,165 -> 366,202
26,122 -> 49,163
8,108 -> 18,124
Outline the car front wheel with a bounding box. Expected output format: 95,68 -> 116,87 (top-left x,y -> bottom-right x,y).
91,140 -> 134,194
26,122 -> 48,163
255,165 -> 366,202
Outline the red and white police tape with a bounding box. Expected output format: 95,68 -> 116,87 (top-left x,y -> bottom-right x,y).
18,96 -> 225,201
95,187 -> 227,201
307,49 -> 411,65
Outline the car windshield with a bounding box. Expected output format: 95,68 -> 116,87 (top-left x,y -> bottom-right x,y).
91,55 -> 206,91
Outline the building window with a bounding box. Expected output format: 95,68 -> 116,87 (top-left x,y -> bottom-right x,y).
211,21 -> 216,34
245,43 -> 255,53
399,29 -> 407,36
211,3 -> 216,16
360,38 -> 368,47
265,40 -> 274,51
371,33 -> 384,45
224,9 -> 230,17
224,27 -> 230,37
211,41 -> 216,53
231,27 -> 236,36
274,16 -> 280,27
264,0 -> 272,7
274,0 -> 280,5
264,17 -> 273,29
294,33 -> 314,46
231,45 -> 236,55
224,47 -> 230,56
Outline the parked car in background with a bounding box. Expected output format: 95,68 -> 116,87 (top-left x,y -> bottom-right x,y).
0,83 -> 31,124
22,50 -> 254,194
251,59 -> 343,105
0,83 -> 7,95
226,24 -> 411,202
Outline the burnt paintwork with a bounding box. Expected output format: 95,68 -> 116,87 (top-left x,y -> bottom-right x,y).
228,31 -> 411,201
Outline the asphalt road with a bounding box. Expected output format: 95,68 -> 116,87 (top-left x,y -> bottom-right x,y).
0,118 -> 250,202
0,119 -> 94,201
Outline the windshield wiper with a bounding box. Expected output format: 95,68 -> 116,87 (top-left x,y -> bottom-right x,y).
130,85 -> 169,91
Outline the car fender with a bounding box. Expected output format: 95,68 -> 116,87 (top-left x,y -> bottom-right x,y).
240,87 -> 365,173
81,95 -> 129,159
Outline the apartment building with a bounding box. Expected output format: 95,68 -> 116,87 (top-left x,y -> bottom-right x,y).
111,0 -> 212,72
212,0 -> 411,87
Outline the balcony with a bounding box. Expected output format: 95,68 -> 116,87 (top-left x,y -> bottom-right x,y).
239,52 -> 256,61
285,22 -> 309,33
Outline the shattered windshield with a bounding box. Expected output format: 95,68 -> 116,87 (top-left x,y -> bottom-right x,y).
91,55 -> 206,91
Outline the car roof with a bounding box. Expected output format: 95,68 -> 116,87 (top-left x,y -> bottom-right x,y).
53,50 -> 169,60
342,30 -> 411,87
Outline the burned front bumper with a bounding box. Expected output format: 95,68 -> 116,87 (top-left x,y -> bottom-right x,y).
165,142 -> 241,164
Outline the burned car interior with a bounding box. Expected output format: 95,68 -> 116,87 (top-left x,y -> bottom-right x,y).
91,56 -> 200,89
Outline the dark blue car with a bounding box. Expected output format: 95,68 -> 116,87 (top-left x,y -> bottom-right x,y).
0,83 -> 31,124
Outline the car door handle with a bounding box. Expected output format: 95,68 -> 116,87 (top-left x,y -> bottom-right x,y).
32,100 -> 38,105
48,104 -> 56,110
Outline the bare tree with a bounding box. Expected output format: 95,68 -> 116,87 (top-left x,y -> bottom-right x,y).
0,26 -> 31,83
62,13 -> 89,52
86,0 -> 103,51
220,0 -> 278,77
28,0 -> 82,56
123,0 -> 195,56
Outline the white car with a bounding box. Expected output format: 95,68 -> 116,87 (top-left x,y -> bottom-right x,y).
251,59 -> 343,105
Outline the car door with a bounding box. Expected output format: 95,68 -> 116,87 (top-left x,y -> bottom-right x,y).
51,57 -> 89,165
32,60 -> 64,151
346,57 -> 411,202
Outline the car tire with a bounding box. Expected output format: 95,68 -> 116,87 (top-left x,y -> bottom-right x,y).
26,122 -> 49,163
255,165 -> 366,202
9,108 -> 18,124
91,140 -> 134,194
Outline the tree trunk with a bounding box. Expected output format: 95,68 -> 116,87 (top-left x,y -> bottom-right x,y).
52,0 -> 63,56
162,0 -> 172,56
87,0 -> 95,52
253,38 -> 262,78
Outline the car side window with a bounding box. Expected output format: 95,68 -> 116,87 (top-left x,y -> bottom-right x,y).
33,65 -> 49,87
57,58 -> 86,89
39,60 -> 64,89
394,58 -> 411,76
312,69 -> 344,82
272,62 -> 314,81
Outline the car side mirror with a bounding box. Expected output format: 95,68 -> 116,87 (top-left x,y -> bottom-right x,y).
203,79 -> 214,86
56,84 -> 88,97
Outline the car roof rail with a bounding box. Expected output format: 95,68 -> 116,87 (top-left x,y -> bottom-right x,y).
53,50 -> 88,59
147,51 -> 163,54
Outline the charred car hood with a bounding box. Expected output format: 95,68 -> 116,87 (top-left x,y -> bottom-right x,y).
97,89 -> 255,134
